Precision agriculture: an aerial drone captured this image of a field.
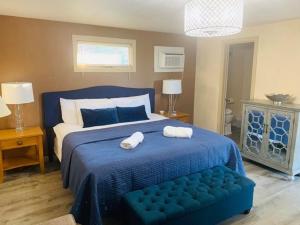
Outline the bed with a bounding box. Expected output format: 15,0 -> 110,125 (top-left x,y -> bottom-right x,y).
42,86 -> 245,225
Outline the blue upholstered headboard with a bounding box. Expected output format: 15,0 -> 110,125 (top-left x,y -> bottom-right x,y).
42,86 -> 155,160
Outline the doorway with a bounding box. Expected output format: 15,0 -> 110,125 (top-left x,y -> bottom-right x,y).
223,42 -> 256,145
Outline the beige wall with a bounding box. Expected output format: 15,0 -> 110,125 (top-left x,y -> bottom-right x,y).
0,16 -> 197,129
227,43 -> 254,124
194,19 -> 300,132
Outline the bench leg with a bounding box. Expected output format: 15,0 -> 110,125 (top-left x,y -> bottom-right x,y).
243,209 -> 251,214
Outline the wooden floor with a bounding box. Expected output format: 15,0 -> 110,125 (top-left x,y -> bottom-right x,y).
0,160 -> 300,225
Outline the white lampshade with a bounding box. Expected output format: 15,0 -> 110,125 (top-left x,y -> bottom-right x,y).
163,80 -> 182,95
184,0 -> 244,37
1,82 -> 34,104
0,96 -> 11,118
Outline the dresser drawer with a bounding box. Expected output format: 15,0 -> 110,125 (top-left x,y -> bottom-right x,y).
0,136 -> 38,150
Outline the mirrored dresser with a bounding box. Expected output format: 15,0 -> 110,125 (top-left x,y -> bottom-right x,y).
241,100 -> 300,180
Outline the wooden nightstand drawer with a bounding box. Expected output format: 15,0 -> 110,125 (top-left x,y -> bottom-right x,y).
0,136 -> 38,150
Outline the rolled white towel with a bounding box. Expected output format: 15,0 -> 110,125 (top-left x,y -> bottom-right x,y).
120,132 -> 144,149
163,126 -> 193,138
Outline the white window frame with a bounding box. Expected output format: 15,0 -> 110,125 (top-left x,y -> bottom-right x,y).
72,35 -> 136,72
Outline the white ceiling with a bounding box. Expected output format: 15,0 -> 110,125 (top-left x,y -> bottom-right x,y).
0,0 -> 299,34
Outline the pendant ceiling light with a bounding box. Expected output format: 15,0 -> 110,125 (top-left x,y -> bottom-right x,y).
184,0 -> 244,37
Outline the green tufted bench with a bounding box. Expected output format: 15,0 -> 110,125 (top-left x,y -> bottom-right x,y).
123,166 -> 255,225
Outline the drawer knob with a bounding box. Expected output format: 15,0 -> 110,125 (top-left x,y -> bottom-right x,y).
16,140 -> 23,145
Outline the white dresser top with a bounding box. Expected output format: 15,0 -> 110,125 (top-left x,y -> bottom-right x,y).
242,99 -> 300,112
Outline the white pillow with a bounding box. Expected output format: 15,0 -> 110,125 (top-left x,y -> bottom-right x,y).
111,94 -> 151,116
75,98 -> 115,127
60,98 -> 78,125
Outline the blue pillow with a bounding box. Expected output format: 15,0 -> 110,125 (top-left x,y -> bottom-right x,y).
117,105 -> 149,123
81,108 -> 119,128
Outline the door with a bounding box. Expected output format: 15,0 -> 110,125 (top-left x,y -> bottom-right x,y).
222,42 -> 255,144
264,110 -> 294,168
242,106 -> 267,157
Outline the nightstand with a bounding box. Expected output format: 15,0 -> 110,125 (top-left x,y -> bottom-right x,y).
0,127 -> 44,183
161,112 -> 190,123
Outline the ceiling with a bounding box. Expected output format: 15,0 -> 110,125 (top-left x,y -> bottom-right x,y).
0,0 -> 299,34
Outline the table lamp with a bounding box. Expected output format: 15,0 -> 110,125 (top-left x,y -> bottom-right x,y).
0,96 -> 11,118
162,79 -> 182,115
1,82 -> 34,132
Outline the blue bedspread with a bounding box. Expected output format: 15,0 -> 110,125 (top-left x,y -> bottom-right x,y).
61,119 -> 245,225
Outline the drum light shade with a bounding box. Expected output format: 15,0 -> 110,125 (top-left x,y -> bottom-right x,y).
0,96 -> 11,118
184,0 -> 244,37
163,80 -> 182,95
1,82 -> 34,104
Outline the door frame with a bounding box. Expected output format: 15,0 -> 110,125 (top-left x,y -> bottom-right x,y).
220,37 -> 259,135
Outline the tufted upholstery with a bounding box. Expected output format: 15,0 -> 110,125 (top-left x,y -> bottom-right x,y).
123,166 -> 255,225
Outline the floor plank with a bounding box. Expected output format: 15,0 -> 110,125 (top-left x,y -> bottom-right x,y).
0,160 -> 299,225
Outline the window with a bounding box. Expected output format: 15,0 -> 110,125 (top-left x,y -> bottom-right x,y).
73,35 -> 136,72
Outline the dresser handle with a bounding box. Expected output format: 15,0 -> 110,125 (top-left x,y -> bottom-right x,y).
16,140 -> 23,145
263,124 -> 269,134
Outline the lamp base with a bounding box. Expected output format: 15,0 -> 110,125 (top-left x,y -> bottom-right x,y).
171,111 -> 177,116
167,111 -> 177,116
15,104 -> 24,132
168,94 -> 178,116
16,126 -> 24,132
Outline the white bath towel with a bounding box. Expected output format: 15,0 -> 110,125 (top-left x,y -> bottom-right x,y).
163,126 -> 193,138
120,132 -> 144,149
